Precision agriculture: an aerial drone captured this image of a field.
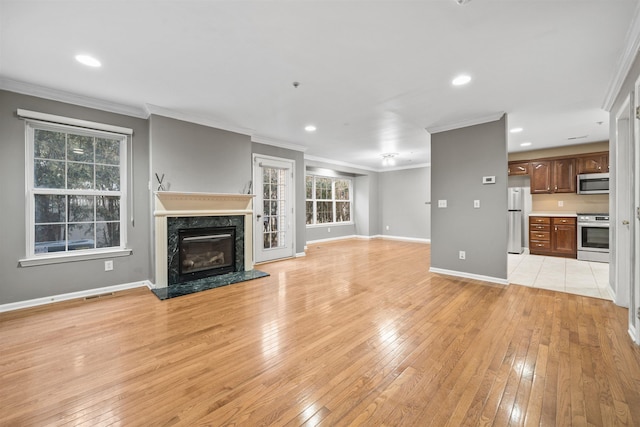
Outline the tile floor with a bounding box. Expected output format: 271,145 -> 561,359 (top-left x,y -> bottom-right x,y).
508,252 -> 612,300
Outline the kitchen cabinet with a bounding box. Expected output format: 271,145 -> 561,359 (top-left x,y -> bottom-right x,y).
508,161 -> 529,176
529,216 -> 576,258
577,152 -> 609,174
530,159 -> 575,194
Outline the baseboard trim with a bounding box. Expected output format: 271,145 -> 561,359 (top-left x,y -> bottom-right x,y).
377,235 -> 430,244
629,323 -> 640,345
0,280 -> 152,313
307,235 -> 431,244
429,267 -> 509,286
306,235 -> 358,244
295,252 -> 306,258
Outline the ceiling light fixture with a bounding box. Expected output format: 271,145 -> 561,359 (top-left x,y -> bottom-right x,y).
304,125 -> 317,132
381,153 -> 399,166
75,54 -> 101,68
510,127 -> 523,133
520,142 -> 532,147
454,0 -> 472,5
452,75 -> 471,86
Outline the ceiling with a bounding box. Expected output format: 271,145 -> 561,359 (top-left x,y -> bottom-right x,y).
1,0 -> 638,171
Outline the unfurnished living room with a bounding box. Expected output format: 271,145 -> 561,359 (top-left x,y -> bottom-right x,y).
1,1 -> 640,425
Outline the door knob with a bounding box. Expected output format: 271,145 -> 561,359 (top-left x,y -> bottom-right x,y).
622,220 -> 630,225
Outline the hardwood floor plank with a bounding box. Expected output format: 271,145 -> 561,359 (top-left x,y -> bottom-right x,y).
1,239 -> 639,426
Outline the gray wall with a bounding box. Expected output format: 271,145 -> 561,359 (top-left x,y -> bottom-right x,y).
0,90 -> 151,304
431,116 -> 508,280
251,142 -> 306,255
149,114 -> 251,193
379,167 -> 430,240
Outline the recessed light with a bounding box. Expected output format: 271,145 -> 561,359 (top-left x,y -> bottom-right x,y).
510,127 -> 523,133
304,125 -> 317,132
452,75 -> 471,86
520,142 -> 532,147
75,54 -> 101,68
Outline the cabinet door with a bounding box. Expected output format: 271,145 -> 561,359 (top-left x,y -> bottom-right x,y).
508,161 -> 529,176
552,222 -> 576,256
530,161 -> 552,194
553,158 -> 576,193
577,153 -> 607,174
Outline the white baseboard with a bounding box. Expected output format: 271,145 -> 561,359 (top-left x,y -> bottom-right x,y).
295,252 -> 306,258
0,280 -> 152,313
307,234 -> 431,244
377,235 -> 430,244
306,235 -> 358,244
429,267 -> 509,286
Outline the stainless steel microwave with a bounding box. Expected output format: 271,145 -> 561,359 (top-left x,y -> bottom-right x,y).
577,173 -> 609,194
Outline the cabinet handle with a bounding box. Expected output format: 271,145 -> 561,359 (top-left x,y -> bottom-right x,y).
508,168 -> 510,174
555,185 -> 558,191
555,226 -> 558,231
547,187 -> 550,191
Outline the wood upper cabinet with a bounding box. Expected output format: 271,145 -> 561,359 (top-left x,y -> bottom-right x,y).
576,152 -> 609,174
529,159 -> 575,194
508,161 -> 529,176
552,158 -> 576,193
530,161 -> 552,193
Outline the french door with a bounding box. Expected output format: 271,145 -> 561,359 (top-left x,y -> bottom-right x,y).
253,154 -> 295,263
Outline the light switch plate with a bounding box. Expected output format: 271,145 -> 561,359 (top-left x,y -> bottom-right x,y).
474,200 -> 480,208
438,200 -> 447,208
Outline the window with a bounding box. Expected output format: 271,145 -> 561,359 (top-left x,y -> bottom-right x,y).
24,119 -> 128,260
306,175 -> 352,225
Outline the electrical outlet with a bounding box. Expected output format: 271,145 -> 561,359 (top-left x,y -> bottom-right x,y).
558,200 -> 564,207
386,225 -> 390,230
459,251 -> 466,260
474,200 -> 480,208
327,227 -> 331,233
104,260 -> 113,271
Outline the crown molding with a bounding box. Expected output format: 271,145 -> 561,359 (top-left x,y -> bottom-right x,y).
304,154 -> 379,172
251,134 -> 307,152
426,112 -> 505,134
145,103 -> 254,136
0,77 -> 148,118
602,2 -> 640,111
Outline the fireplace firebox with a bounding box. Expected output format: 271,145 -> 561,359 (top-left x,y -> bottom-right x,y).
178,226 -> 236,282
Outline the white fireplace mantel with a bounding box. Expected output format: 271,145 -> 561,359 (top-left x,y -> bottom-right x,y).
153,191 -> 255,288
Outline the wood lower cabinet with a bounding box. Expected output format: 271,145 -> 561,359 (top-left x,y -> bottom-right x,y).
529,216 -> 576,258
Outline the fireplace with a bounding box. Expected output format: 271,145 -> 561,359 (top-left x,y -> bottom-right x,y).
178,226 -> 236,281
154,192 -> 255,288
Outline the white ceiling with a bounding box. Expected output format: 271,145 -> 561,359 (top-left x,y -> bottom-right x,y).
1,0 -> 638,171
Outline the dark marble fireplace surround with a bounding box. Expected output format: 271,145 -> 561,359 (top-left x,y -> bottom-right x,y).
167,215 -> 245,286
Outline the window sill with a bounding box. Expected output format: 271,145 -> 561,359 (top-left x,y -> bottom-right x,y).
19,248 -> 132,267
306,222 -> 354,228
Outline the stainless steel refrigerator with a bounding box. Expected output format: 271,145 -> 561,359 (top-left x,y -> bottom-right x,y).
508,188 -> 524,254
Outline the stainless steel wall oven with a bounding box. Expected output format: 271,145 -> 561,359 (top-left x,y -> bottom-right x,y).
577,214 -> 609,263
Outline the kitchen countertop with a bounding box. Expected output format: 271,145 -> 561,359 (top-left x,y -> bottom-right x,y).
529,211 -> 578,217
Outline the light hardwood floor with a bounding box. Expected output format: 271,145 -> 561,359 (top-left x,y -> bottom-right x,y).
1,239 -> 640,426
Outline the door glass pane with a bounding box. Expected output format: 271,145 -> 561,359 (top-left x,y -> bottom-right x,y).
261,166 -> 287,251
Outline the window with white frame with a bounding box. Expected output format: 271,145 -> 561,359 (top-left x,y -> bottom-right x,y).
306,175 -> 352,225
25,120 -> 128,258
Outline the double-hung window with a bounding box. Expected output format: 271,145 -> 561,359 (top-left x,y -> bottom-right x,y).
22,114 -> 130,264
306,175 -> 352,225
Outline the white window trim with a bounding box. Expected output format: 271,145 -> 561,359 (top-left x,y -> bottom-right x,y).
20,114 -> 131,266
306,174 -> 354,226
